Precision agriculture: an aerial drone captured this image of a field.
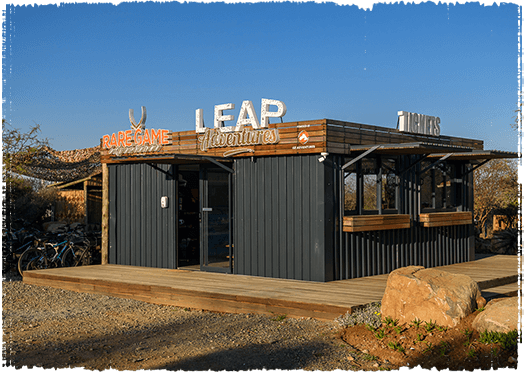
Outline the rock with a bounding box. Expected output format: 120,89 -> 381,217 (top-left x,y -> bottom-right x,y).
472,297 -> 518,333
381,266 -> 482,327
476,296 -> 487,309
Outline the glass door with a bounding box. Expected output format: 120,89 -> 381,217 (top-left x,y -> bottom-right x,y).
200,168 -> 232,273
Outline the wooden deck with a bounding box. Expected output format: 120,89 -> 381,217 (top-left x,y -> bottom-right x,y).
22,255 -> 520,321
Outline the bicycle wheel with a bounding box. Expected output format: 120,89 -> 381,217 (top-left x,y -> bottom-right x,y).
18,248 -> 47,276
62,246 -> 89,267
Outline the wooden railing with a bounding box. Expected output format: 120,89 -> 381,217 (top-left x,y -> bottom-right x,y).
419,212 -> 472,228
342,214 -> 411,232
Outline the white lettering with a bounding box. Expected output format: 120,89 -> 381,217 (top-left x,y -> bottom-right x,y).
196,98 -> 287,133
195,108 -> 205,133
214,103 -> 235,131
236,100 -> 260,130
197,127 -> 280,152
261,98 -> 287,128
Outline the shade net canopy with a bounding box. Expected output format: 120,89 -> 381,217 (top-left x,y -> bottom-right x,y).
8,145 -> 101,183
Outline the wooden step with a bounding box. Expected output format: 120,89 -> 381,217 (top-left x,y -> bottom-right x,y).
480,282 -> 520,300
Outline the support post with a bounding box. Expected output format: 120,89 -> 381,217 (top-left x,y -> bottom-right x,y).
84,180 -> 89,225
101,163 -> 109,264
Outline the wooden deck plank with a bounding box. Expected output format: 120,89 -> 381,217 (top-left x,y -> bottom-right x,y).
22,255 -> 519,321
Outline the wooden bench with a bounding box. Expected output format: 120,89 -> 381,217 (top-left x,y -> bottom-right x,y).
343,214 -> 411,232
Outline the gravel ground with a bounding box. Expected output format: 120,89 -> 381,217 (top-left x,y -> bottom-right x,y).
2,273 -> 387,371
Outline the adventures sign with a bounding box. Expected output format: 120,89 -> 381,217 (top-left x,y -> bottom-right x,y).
195,98 -> 285,156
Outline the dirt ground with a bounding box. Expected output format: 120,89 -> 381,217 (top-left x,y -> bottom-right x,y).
340,311 -> 519,370
2,272 -> 520,371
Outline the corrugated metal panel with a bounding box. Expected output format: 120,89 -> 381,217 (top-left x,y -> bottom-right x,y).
339,223 -> 471,279
108,163 -> 177,269
233,155 -> 332,282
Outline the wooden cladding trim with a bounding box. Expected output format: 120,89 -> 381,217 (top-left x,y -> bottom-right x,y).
101,119 -> 484,163
342,214 -> 411,232
419,211 -> 473,228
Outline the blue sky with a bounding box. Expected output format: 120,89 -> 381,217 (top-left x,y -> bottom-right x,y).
2,1 -> 521,152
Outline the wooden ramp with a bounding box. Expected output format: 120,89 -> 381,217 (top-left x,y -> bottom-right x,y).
22,255 -> 520,321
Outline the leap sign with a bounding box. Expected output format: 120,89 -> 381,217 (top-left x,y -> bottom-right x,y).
196,98 -> 287,133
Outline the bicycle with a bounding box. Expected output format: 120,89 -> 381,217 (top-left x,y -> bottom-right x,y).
4,226 -> 43,274
17,232 -> 90,276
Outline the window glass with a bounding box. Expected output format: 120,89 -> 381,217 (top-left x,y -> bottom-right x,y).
362,158 -> 377,211
420,161 -> 434,210
382,159 -> 397,211
344,163 -> 357,214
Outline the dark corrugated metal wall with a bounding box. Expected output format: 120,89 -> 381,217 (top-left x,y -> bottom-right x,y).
332,155 -> 474,280
233,155 -> 335,282
339,224 -> 471,279
108,163 -> 177,269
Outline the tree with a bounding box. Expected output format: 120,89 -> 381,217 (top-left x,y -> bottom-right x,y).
2,120 -> 54,226
473,158 -> 518,238
2,119 -> 49,181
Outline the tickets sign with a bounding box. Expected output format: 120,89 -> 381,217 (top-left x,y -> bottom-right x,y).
398,111 -> 441,136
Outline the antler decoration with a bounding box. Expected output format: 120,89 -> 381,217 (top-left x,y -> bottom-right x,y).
129,106 -> 147,131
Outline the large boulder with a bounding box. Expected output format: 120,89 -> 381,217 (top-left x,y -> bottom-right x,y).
381,266 -> 484,327
472,297 -> 519,333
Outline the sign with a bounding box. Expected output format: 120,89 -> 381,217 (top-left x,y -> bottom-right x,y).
197,126 -> 280,152
398,111 -> 440,136
195,98 -> 287,133
102,106 -> 170,155
298,130 -> 309,145
195,98 -> 285,156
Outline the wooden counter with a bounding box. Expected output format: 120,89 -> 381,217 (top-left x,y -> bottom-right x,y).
342,214 -> 411,232
419,211 -> 472,227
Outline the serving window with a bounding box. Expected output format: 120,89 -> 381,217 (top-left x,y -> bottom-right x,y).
343,156 -> 399,216
420,161 -> 457,213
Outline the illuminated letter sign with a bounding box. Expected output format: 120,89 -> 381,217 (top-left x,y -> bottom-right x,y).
102,106 -> 170,155
398,111 -> 440,136
261,98 -> 287,128
195,98 -> 285,156
196,98 -> 287,133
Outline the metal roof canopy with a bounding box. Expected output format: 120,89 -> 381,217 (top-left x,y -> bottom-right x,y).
427,149 -> 518,161
348,142 -> 476,155
105,153 -> 234,173
345,142 -> 503,177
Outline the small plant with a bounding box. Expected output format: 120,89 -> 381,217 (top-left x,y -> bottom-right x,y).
463,329 -> 474,347
374,328 -> 387,339
387,341 -> 405,353
272,314 -> 287,322
479,329 -> 519,350
414,333 -> 425,344
435,325 -> 448,332
362,353 -> 378,362
423,320 -> 436,332
383,316 -> 398,327
411,318 -> 422,328
466,348 -> 477,358
477,307 -> 485,312
423,341 -> 433,354
394,325 -> 404,335
438,341 -> 449,356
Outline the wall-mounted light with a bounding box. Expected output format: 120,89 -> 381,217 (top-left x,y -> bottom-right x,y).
318,152 -> 329,163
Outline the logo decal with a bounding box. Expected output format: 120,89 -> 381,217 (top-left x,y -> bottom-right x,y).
298,130 -> 309,145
